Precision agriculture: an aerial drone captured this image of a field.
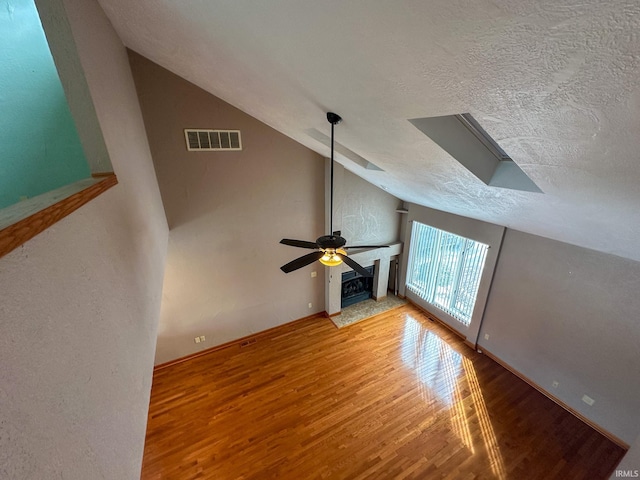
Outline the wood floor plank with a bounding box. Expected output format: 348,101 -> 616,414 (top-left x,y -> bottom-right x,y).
141,305 -> 625,479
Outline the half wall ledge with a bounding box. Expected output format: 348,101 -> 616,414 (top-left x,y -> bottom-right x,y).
0,174 -> 117,259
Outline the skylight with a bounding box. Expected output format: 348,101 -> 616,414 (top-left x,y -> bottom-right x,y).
409,113 -> 542,193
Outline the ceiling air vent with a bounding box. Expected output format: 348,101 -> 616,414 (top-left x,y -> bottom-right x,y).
184,129 -> 242,151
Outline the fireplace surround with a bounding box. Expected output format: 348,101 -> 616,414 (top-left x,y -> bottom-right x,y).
341,265 -> 375,308
326,242 -> 403,316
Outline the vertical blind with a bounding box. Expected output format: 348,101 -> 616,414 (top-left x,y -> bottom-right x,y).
406,221 -> 489,326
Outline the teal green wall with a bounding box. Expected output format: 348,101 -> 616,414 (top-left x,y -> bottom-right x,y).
0,0 -> 90,209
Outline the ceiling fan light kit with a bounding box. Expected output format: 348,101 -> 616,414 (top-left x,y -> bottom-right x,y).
320,248 -> 347,267
279,112 -> 389,277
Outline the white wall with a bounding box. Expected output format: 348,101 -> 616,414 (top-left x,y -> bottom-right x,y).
479,229 -> 640,445
0,0 -> 168,478
128,52 -> 327,364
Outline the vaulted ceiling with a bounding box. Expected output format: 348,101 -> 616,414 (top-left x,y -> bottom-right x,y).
98,0 -> 640,261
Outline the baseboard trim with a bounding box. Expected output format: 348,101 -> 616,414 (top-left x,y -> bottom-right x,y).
154,312 -> 327,371
480,347 -> 629,450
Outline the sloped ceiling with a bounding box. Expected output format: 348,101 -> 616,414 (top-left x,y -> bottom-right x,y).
98,0 -> 640,261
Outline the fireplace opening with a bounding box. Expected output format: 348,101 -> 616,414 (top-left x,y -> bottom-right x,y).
341,265 -> 375,308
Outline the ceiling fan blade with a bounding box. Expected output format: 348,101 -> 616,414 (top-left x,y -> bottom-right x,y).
280,251 -> 324,273
343,245 -> 390,250
337,254 -> 373,277
280,238 -> 319,249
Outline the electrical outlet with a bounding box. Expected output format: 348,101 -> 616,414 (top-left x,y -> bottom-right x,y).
311,271 -> 317,278
582,395 -> 595,406
552,381 -> 559,388
484,334 -> 490,340
194,337 -> 201,344
199,335 -> 205,342
308,303 -> 313,309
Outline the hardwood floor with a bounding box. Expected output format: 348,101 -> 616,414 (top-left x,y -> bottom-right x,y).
141,305 -> 625,479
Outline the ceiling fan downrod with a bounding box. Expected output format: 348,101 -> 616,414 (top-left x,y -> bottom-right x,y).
327,112 -> 342,238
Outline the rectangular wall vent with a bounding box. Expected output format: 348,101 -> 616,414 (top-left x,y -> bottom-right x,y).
239,338 -> 257,348
184,129 -> 242,151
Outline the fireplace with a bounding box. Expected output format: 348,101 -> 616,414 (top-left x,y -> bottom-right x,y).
341,265 -> 375,308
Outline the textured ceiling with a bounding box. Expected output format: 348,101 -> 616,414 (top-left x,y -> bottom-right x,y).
98,0 -> 640,261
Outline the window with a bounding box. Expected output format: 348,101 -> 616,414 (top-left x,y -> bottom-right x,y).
406,221 -> 489,326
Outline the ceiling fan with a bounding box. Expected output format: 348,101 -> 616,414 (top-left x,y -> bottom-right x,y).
279,112 -> 389,277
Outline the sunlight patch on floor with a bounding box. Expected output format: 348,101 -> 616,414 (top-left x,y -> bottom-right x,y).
400,315 -> 509,474
401,316 -> 474,452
